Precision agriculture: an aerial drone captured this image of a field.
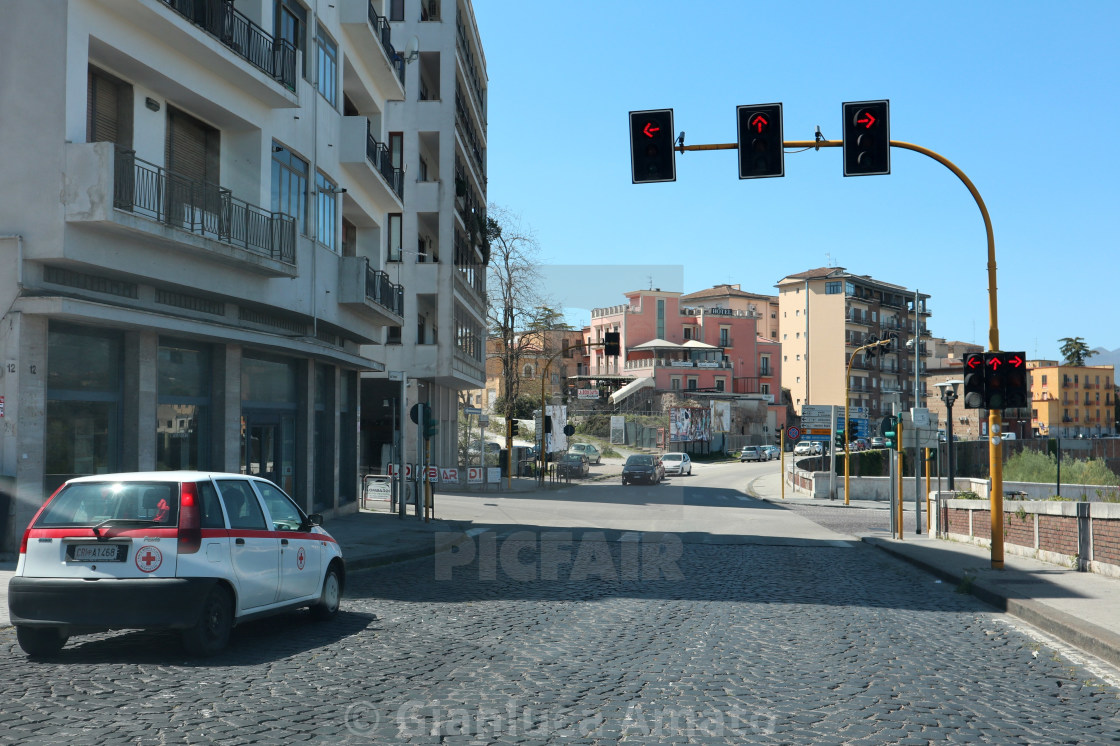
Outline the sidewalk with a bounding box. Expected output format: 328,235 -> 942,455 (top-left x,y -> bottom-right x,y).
749,468 -> 1120,670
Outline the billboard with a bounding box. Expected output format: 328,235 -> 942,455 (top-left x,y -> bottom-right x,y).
669,407 -> 711,442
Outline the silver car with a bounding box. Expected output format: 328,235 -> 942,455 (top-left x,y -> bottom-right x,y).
740,446 -> 763,462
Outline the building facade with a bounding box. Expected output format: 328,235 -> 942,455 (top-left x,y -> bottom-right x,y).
776,267 -> 932,419
586,289 -> 782,422
0,0 -> 445,551
358,0 -> 488,476
678,284 -> 780,342
1028,362 -> 1116,438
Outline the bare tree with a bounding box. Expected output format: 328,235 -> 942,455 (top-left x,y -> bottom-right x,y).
486,205 -> 553,415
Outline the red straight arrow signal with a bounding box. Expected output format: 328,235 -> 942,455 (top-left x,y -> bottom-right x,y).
988,357 -> 1002,370
751,114 -> 768,133
643,123 -> 660,138
857,112 -> 876,129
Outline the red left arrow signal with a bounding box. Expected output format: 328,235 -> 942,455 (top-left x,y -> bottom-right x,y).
643,123 -> 660,138
966,355 -> 983,369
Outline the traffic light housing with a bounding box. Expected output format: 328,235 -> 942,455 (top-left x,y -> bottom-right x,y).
629,109 -> 676,184
848,419 -> 858,442
424,408 -> 438,438
604,331 -> 620,357
737,103 -> 784,179
962,351 -> 988,409
843,100 -> 890,176
507,420 -> 519,438
986,351 -> 1028,410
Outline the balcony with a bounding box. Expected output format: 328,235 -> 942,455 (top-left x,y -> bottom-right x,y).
123,0 -> 297,107
63,143 -> 296,277
623,359 -> 732,371
338,256 -> 404,324
340,0 -> 406,96
340,117 -> 405,207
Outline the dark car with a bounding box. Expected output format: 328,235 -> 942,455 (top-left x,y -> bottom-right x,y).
555,452 -> 590,479
622,454 -> 663,485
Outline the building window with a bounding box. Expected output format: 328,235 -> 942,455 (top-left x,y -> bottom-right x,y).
87,66 -> 133,148
826,281 -> 842,294
760,355 -> 771,376
761,383 -> 770,395
389,0 -> 404,21
389,132 -> 404,172
657,299 -> 665,340
715,379 -> 725,392
315,172 -> 337,250
687,378 -> 698,390
157,340 -> 211,471
845,281 -> 855,295
316,27 -> 337,107
719,326 -> 730,347
683,327 -> 692,340
276,0 -> 309,80
671,377 -> 681,390
388,213 -> 402,261
272,143 -> 309,236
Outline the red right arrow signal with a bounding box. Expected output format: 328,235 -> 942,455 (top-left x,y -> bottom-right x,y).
1008,354 -> 1024,368
857,111 -> 876,129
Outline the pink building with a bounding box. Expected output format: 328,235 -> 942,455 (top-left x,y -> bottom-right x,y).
584,289 -> 782,421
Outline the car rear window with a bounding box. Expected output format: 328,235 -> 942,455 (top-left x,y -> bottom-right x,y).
627,455 -> 654,465
35,482 -> 180,528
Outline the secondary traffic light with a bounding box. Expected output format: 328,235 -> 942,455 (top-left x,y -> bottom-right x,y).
962,352 -> 987,409
604,331 -> 620,357
629,109 -> 676,184
848,419 -> 858,442
424,408 -> 438,438
507,420 -> 519,437
986,351 -> 1028,410
842,100 -> 890,176
737,103 -> 784,179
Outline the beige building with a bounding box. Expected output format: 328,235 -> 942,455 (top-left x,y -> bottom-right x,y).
1028,362 -> 1116,438
776,267 -> 931,419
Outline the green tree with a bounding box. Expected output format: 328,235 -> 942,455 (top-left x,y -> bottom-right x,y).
1058,337 -> 1097,367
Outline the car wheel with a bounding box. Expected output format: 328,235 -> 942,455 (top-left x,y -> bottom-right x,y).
16,626 -> 68,657
311,565 -> 343,621
182,584 -> 233,657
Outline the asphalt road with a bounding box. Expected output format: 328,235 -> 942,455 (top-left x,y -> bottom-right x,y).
2,463 -> 1119,743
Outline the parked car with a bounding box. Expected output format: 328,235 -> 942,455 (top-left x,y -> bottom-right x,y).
854,438 -> 870,452
761,445 -> 781,460
661,452 -> 692,476
793,442 -> 812,456
467,440 -> 501,456
8,471 -> 345,657
621,454 -> 663,485
740,446 -> 764,462
568,443 -> 602,465
555,452 -> 590,479
870,436 -> 888,449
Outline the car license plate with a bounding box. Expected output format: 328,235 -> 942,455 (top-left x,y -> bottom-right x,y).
70,543 -> 126,562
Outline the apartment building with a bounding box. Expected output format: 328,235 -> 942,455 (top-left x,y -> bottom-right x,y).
1028,362 -> 1116,438
482,329 -> 584,412
357,0 -> 488,474
0,0 -> 432,551
776,267 -> 931,418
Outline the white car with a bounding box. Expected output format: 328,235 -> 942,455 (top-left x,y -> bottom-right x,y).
661,452 -> 692,476
8,472 -> 345,657
794,442 -> 812,456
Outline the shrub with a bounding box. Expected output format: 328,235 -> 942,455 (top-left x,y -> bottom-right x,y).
1003,448 -> 1120,487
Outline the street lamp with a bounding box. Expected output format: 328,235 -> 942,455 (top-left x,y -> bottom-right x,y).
935,379 -> 962,490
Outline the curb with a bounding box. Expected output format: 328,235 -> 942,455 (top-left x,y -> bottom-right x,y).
862,536 -> 1120,670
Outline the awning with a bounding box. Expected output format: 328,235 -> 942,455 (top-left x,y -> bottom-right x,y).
631,339 -> 681,350
609,376 -> 654,404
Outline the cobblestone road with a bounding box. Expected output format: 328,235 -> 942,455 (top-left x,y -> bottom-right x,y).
3,532 -> 1119,744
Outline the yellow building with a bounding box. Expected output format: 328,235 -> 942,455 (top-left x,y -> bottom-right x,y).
1028,362 -> 1115,438
776,267 -> 931,418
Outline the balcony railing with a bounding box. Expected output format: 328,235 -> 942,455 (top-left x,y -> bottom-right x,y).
366,266 -> 404,315
367,3 -> 405,84
365,128 -> 404,199
161,0 -> 296,89
113,149 -> 295,264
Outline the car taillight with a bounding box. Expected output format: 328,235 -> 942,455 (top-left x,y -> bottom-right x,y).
178,482 -> 202,554
20,484 -> 66,554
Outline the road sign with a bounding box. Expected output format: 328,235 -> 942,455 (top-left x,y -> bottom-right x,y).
464,406 -> 482,416
786,426 -> 801,440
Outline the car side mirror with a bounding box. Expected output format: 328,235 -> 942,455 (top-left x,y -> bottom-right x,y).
304,513 -> 323,528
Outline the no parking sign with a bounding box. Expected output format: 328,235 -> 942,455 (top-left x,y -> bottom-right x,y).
786,426 -> 801,441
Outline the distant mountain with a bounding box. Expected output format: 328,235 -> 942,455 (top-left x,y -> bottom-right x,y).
1090,347 -> 1120,369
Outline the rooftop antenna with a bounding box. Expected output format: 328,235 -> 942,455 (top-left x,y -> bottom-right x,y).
648,275 -> 653,290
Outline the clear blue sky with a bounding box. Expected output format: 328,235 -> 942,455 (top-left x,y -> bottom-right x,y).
471,1 -> 1120,361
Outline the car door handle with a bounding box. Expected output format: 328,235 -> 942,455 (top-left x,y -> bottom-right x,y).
235,538 -> 245,545
281,538 -> 289,546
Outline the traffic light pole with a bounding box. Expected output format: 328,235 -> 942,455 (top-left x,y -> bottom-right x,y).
844,339 -> 891,506
679,136 -> 1004,568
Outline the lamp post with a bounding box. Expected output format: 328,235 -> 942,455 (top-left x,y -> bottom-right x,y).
935,379 -> 962,490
